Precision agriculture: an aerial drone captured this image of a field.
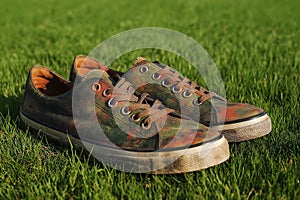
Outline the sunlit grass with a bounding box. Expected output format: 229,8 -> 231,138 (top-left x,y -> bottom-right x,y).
0,0 -> 299,199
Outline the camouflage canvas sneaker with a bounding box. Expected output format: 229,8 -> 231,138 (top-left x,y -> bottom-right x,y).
70,55 -> 272,142
20,66 -> 229,174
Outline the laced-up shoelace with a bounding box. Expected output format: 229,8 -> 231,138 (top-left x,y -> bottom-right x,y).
151,63 -> 226,105
93,76 -> 174,131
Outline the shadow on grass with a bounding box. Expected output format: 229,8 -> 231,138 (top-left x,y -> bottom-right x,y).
0,93 -> 23,120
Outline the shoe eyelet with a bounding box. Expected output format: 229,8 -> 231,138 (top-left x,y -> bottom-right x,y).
131,114 -> 140,122
141,122 -> 151,130
139,65 -> 149,73
107,98 -> 118,107
152,73 -> 161,80
91,83 -> 101,92
121,106 -> 131,115
182,90 -> 192,98
103,88 -> 111,97
171,86 -> 182,93
161,79 -> 171,87
193,98 -> 203,105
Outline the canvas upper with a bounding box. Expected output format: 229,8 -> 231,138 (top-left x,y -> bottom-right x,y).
69,55 -> 267,126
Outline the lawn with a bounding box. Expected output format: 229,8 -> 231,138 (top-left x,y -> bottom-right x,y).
0,0 -> 299,199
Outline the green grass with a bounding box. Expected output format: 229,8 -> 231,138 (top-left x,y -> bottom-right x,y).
0,0 -> 299,199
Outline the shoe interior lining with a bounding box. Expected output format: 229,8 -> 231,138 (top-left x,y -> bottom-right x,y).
75,56 -> 123,77
31,67 -> 72,96
75,56 -> 108,77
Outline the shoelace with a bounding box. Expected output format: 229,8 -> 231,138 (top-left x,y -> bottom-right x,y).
95,76 -> 174,131
152,62 -> 226,105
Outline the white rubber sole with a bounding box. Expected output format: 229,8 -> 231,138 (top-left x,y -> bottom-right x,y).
214,114 -> 272,142
20,111 -> 230,174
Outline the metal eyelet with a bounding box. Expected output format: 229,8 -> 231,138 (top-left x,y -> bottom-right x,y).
193,98 -> 203,105
102,88 -> 111,97
139,65 -> 149,73
151,73 -> 161,80
161,79 -> 171,87
171,86 -> 182,93
107,98 -> 118,107
91,83 -> 101,92
131,114 -> 140,122
182,90 -> 192,98
141,122 -> 151,130
120,106 -> 131,115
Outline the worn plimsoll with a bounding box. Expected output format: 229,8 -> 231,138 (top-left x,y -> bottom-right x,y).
20,66 -> 229,174
70,55 -> 272,142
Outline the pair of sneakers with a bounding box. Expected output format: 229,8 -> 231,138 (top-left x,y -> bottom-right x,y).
20,55 -> 272,174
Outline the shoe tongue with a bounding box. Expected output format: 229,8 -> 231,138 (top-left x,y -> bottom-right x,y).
133,57 -> 151,67
75,56 -> 109,76
133,57 -> 166,70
